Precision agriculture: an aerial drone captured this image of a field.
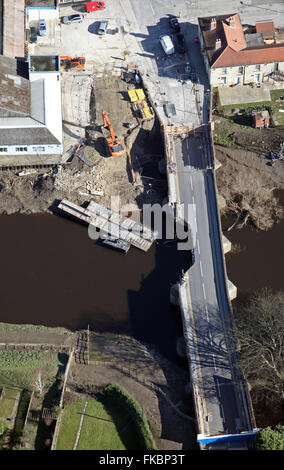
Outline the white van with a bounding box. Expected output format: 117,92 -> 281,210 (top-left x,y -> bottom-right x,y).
159,34 -> 175,55
98,20 -> 108,35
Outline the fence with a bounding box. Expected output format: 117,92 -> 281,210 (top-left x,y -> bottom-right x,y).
50,349 -> 74,450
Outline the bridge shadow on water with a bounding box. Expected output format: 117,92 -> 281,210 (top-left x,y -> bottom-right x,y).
128,240 -> 189,360
0,213 -> 196,448
126,239 -> 199,448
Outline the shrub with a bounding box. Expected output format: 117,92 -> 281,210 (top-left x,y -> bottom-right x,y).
254,425 -> 284,450
103,383 -> 157,450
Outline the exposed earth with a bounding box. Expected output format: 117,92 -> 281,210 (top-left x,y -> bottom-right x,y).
214,116 -> 284,230
0,74 -> 165,215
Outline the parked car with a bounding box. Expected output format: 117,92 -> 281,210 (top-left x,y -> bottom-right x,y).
160,34 -> 175,55
176,33 -> 185,53
98,20 -> 108,35
85,1 -> 105,12
62,14 -> 84,25
169,16 -> 180,33
38,19 -> 47,36
29,26 -> 37,43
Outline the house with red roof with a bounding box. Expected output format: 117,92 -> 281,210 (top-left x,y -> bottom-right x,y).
198,13 -> 284,86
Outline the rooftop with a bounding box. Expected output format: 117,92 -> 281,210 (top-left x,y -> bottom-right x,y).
198,13 -> 284,67
0,55 -> 62,148
3,0 -> 25,59
0,127 -> 59,146
0,56 -> 30,116
244,33 -> 264,47
255,20 -> 275,36
25,0 -> 57,6
29,55 -> 60,73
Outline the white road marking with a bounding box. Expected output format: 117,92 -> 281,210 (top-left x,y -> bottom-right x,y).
212,354 -> 217,372
190,175 -> 193,190
199,260 -> 203,277
148,0 -> 156,18
209,328 -> 212,342
205,304 -> 209,322
197,238 -> 200,254
202,282 -> 206,300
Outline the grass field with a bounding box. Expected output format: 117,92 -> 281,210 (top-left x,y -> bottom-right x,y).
214,88 -> 284,125
56,398 -> 140,450
0,323 -> 67,334
0,387 -> 19,418
56,400 -> 84,450
0,350 -> 60,390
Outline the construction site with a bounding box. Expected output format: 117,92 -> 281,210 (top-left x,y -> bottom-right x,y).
0,68 -> 167,215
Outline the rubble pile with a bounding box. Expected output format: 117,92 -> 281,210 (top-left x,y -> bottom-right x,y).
54,161 -> 106,196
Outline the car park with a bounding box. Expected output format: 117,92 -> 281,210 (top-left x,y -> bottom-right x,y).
62,14 -> 84,25
169,16 -> 180,33
85,1 -> 105,12
38,19 -> 47,36
98,20 -> 108,35
160,34 -> 175,55
29,26 -> 37,43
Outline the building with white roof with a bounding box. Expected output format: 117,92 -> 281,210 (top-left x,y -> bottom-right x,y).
0,54 -> 63,165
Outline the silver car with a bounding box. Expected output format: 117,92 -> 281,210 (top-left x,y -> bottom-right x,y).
38,19 -> 47,36
62,14 -> 84,25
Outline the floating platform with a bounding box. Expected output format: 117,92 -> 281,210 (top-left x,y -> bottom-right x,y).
57,199 -> 157,252
100,238 -> 131,254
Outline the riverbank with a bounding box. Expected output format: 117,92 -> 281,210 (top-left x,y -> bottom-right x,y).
0,213 -> 188,362
222,193 -> 284,427
224,213 -> 284,299
214,112 -> 284,231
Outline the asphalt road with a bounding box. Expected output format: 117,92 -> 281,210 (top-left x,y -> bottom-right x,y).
174,135 -> 243,437
83,0 -> 258,445
119,0 -> 255,442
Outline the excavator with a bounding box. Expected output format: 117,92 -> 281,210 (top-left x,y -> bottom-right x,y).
60,56 -> 86,71
101,110 -> 125,157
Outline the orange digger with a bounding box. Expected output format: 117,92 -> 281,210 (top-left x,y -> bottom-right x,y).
101,110 -> 125,157
60,56 -> 86,71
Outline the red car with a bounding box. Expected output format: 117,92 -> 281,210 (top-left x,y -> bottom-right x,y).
85,1 -> 105,12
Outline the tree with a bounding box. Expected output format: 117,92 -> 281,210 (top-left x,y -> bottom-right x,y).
232,289 -> 284,409
0,421 -> 4,437
254,425 -> 284,450
34,371 -> 46,396
217,158 -> 283,231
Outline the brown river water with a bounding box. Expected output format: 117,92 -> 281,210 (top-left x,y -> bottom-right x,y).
0,194 -> 283,361
223,192 -> 284,303
0,213 -> 189,361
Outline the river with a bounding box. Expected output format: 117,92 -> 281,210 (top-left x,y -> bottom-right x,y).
0,213 -> 189,361
0,195 -> 283,363
223,193 -> 284,303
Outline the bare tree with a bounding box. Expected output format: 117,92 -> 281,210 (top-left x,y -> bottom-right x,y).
232,289 -> 284,409
34,371 -> 46,396
217,163 -> 283,231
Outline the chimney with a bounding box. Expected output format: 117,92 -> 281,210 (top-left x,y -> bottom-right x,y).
229,16 -> 236,28
210,17 -> 216,30
215,38 -> 221,50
